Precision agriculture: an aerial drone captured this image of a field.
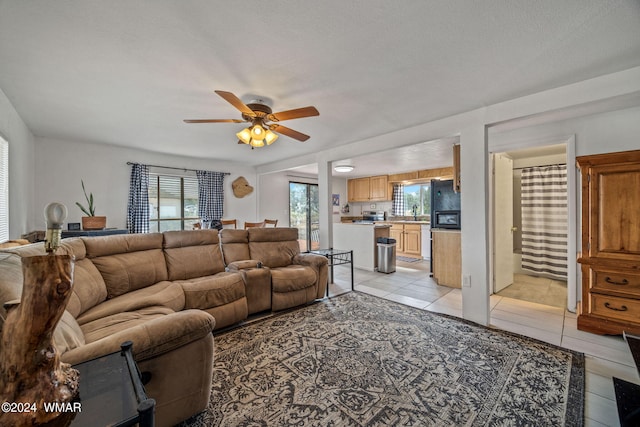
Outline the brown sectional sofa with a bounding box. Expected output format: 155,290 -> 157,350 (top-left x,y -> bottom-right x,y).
0,227 -> 328,426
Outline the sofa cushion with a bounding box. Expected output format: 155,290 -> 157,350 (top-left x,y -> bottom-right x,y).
176,272 -> 245,310
83,233 -> 168,299
80,306 -> 175,344
53,310 -> 86,353
163,230 -> 226,280
57,238 -> 109,318
270,265 -> 317,293
76,280 -> 185,326
219,229 -> 250,265
247,227 -> 301,268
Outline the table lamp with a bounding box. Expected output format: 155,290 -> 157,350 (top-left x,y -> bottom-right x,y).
44,202 -> 67,253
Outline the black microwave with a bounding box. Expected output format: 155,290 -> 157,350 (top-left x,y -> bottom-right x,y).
433,210 -> 461,229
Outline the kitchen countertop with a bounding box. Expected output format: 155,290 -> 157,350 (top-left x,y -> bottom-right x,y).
338,222 -> 392,228
382,220 -> 430,224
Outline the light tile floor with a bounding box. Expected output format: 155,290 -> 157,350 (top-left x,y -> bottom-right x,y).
327,261 -> 639,427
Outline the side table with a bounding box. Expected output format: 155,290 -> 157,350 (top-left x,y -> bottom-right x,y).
70,341 -> 155,427
308,249 -> 354,297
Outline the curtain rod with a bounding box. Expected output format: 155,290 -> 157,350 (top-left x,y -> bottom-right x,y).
513,162 -> 566,171
127,162 -> 230,175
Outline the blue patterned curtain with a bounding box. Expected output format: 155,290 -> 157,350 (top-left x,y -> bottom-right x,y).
127,163 -> 149,233
392,184 -> 405,216
196,170 -> 227,229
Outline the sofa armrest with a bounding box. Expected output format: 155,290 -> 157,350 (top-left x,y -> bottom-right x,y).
227,259 -> 264,271
293,253 -> 328,269
293,253 -> 329,299
61,309 -> 215,365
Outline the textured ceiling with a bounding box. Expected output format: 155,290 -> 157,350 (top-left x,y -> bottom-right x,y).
0,1 -> 639,169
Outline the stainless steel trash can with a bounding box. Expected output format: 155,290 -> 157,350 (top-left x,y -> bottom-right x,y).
377,237 -> 396,273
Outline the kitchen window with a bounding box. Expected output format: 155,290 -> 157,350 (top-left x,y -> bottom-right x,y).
148,173 -> 199,232
403,183 -> 430,216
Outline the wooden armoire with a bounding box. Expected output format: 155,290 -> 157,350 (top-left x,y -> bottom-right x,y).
577,149 -> 640,335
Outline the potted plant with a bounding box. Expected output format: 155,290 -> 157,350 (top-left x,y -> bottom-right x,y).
76,180 -> 106,230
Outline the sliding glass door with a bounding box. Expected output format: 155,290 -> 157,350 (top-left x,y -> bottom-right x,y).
289,182 -> 319,251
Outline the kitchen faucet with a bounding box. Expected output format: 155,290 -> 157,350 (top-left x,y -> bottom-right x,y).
412,204 -> 418,221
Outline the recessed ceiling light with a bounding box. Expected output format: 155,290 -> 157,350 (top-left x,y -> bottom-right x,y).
334,165 -> 354,173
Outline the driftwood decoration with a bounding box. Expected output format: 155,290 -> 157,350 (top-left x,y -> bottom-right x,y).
232,176 -> 254,198
0,255 -> 79,426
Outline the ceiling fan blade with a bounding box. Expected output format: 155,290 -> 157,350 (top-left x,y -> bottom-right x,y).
271,124 -> 310,141
214,90 -> 256,117
267,106 -> 319,122
183,119 -> 244,123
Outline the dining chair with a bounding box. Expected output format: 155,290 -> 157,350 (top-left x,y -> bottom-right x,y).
244,221 -> 265,229
221,219 -> 237,229
264,219 -> 278,227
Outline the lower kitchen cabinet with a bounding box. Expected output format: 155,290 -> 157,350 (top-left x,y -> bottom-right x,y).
432,229 -> 461,288
403,224 -> 421,257
388,223 -> 421,258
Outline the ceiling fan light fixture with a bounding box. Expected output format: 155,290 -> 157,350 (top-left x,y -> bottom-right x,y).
334,165 -> 354,173
249,139 -> 265,148
250,124 -> 265,141
236,128 -> 252,144
264,130 -> 278,145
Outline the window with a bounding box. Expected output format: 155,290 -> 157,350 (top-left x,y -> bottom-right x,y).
403,183 -> 431,216
289,182 -> 319,251
148,173 -> 199,232
0,136 -> 7,242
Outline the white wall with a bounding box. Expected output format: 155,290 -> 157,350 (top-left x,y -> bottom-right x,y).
490,105 -> 640,157
331,176 -> 347,223
0,88 -> 35,239
33,137 -> 257,230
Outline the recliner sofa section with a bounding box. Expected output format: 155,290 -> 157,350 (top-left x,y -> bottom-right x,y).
0,227 -> 329,426
220,227 -> 328,311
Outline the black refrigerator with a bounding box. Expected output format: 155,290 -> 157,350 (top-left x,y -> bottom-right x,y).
429,179 -> 461,274
430,179 -> 461,216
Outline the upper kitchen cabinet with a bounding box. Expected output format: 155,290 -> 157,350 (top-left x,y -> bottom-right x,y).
369,175 -> 389,201
348,175 -> 390,202
348,177 -> 369,202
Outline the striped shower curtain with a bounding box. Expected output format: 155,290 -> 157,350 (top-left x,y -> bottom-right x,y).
521,164 -> 567,280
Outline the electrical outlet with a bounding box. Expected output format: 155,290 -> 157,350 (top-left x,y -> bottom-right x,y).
463,275 -> 471,287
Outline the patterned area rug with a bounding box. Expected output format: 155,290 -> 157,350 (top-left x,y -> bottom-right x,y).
180,292 -> 584,426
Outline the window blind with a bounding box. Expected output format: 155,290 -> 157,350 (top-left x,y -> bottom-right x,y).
0,137 -> 8,242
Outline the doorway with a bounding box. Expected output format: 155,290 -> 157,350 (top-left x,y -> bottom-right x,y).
289,182 -> 319,251
491,143 -> 571,309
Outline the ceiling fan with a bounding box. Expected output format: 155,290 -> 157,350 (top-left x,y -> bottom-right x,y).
184,90 -> 319,148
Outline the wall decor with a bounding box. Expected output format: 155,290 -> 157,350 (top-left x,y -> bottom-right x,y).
232,176 -> 254,198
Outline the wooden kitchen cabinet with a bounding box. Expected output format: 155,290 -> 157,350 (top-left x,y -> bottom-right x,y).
348,177 -> 370,202
403,224 -> 422,256
347,175 -> 390,202
432,230 -> 461,288
369,175 -> 388,201
577,149 -> 640,335
387,223 -> 421,258
389,224 -> 404,253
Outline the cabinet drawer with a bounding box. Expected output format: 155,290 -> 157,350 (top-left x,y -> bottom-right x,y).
591,294 -> 640,323
590,267 -> 640,297
404,224 -> 421,231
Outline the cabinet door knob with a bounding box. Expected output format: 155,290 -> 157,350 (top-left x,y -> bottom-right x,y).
605,277 -> 629,286
604,302 -> 628,312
